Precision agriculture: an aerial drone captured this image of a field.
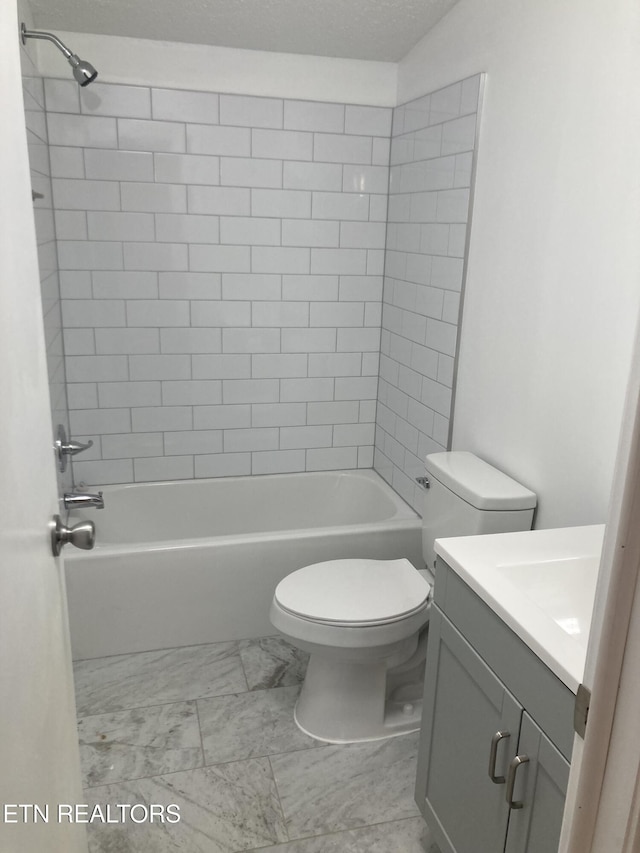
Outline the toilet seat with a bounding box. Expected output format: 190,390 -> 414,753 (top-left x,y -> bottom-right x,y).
274,558 -> 430,628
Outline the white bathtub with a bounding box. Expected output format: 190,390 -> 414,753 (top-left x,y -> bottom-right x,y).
64,470 -> 423,660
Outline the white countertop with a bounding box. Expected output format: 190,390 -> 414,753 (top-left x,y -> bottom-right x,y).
434,524 -> 605,693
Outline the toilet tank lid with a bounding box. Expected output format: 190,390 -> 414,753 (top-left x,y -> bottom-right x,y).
424,451 -> 537,511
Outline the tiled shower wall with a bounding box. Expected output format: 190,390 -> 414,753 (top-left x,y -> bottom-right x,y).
374,75 -> 481,512
46,79 -> 391,484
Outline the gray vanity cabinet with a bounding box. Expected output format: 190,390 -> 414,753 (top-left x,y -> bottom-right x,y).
415,559 -> 573,853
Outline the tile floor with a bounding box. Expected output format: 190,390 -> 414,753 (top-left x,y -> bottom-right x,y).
74,636 -> 439,852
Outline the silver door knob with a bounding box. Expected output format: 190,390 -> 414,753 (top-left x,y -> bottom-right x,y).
51,514 -> 95,556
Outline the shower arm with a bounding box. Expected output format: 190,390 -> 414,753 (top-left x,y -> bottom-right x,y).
21,24 -> 74,60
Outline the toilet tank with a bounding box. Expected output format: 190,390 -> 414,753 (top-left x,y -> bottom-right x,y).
422,452 -> 537,569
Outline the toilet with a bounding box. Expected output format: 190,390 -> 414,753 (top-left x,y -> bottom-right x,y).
269,451 -> 537,744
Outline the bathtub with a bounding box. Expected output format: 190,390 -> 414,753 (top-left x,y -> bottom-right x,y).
64,469 -> 423,660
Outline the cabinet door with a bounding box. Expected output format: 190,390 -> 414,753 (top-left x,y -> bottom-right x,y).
504,713 -> 570,853
415,606 -> 523,853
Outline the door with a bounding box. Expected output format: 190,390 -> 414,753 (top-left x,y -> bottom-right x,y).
0,3 -> 87,852
415,606 -> 523,853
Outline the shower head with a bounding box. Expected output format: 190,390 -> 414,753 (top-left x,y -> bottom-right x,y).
20,23 -> 98,87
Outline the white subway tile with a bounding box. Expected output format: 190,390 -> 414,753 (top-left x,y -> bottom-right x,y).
129,354 -> 190,380
62,299 -> 125,327
430,83 -> 462,124
454,152 -> 474,187
48,113 -> 117,148
282,219 -> 339,248
118,118 -> 185,153
343,165 -> 389,194
411,343 -> 439,379
281,378 -> 333,402
341,221 -> 387,249
284,101 -> 344,133
312,192 -> 368,221
442,291 -> 461,324
252,450 -> 305,475
155,153 -> 220,185
333,423 -> 375,446
251,403 -> 306,427
425,318 -> 457,356
405,253 -> 431,286
369,193 -> 389,221
398,363 -> 422,399
339,276 -> 383,302
84,148 -> 154,181
310,301 -> 364,327
335,377 -> 378,399
66,355 -> 128,382
126,300 -> 189,327
192,354 -> 250,378
436,188 -> 470,223
222,379 -> 279,404
284,161 -> 342,192
71,407 -> 130,434
307,401 -> 359,424
88,212 -> 155,242
252,129 -> 313,160
252,302 -> 309,327
58,241 -> 123,271
372,138 -> 391,167
93,271 -> 158,299
308,353 -> 362,377
224,427 -> 279,452
437,353 -> 455,387
187,124 -> 251,156
66,382 -> 97,408
98,381 -> 160,408
220,217 -> 280,246
448,224 -> 467,258
121,182 -> 187,213
441,114 -> 477,156
195,453 -> 251,478
414,285 -> 444,319
460,74 -> 481,114
314,133 -> 372,165
81,83 -> 151,118
192,301 -> 250,327
194,405 -> 251,429
124,242 -> 188,271
307,446 -> 357,471
252,354 -> 307,378
188,186 -> 250,216
407,397 -> 436,435
162,328 -> 222,355
72,459 -> 133,486
44,79 -> 79,113
152,88 -> 219,123
50,146 -> 84,178
102,432 -> 163,459
365,302 -> 382,327
164,430 -> 223,455
156,213 -> 220,244
221,157 -> 282,189
282,275 -> 338,301
281,328 -> 336,352
431,256 -> 464,291
132,406 -> 192,432
189,244 -> 251,272
64,329 -> 95,356
55,211 -> 87,240
222,328 -> 280,353
409,191 -> 438,223
52,179 -> 120,211
134,455 -> 194,482
252,247 -> 310,274
421,376 -> 452,416
252,189 -> 310,219
311,249 -> 367,275
161,381 -> 222,406
95,328 -> 160,354
159,272 -> 221,299
345,106 -> 392,137
281,425 -> 332,449
222,274 -> 281,301
220,95 -> 283,128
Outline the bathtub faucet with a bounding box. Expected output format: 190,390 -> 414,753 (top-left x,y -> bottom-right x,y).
63,491 -> 104,510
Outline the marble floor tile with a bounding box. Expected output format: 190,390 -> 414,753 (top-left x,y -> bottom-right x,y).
251,817 -> 437,852
270,732 -> 421,839
239,636 -> 309,691
74,642 -> 248,716
78,701 -> 203,788
85,758 -> 288,853
198,686 -> 322,765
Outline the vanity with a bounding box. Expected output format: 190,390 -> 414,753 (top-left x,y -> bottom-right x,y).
415,524 -> 604,853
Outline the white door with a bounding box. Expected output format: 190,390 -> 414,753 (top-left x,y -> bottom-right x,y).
0,3 -> 87,851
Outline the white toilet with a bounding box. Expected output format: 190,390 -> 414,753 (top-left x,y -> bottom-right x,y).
270,451 -> 537,744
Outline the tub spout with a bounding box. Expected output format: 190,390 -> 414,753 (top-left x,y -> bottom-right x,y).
63,491 -> 104,510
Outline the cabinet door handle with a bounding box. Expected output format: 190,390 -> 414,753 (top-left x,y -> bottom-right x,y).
505,754 -> 530,809
488,731 -> 511,783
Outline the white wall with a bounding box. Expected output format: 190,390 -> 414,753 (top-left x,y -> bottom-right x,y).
33,31 -> 397,107
398,0 -> 640,528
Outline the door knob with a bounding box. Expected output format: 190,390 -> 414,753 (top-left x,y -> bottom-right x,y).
51,514 -> 95,556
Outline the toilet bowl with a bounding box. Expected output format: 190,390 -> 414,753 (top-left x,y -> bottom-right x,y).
270,558 -> 432,743
270,452 -> 538,744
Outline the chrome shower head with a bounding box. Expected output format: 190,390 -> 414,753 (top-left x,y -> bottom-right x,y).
20,23 -> 98,87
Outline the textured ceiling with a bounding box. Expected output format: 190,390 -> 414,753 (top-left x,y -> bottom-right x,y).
27,0 -> 459,62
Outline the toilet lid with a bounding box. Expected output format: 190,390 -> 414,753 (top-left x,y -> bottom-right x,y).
274,558 -> 430,626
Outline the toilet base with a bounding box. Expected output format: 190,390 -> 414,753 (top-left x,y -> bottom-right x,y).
293,645 -> 427,744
